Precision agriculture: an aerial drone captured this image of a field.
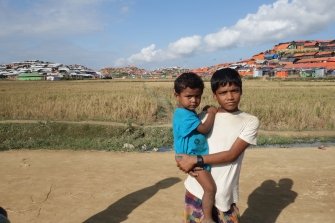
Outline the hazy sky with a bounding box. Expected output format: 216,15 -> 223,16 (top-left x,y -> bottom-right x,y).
1,0 -> 334,70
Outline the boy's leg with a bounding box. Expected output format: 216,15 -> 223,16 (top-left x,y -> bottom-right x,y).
195,170 -> 216,223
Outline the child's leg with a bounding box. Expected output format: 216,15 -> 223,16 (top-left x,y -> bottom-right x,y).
195,169 -> 216,223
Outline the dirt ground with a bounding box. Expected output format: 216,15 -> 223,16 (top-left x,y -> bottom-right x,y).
1,146 -> 334,223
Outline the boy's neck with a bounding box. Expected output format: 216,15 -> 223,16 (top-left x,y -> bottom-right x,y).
218,107 -> 239,113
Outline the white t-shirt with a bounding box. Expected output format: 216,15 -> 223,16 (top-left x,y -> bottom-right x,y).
184,110 -> 259,212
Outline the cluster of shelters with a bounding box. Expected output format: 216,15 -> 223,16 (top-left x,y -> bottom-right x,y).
100,66 -> 189,79
192,40 -> 335,78
0,60 -> 102,80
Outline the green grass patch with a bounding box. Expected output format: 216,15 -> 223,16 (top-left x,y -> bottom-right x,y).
0,122 -> 173,151
257,135 -> 335,146
1,122 -> 335,151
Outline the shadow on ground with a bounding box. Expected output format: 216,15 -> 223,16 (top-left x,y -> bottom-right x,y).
83,177 -> 181,223
240,178 -> 298,223
0,207 -> 10,223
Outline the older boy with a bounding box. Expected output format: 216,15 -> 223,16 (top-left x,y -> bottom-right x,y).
176,68 -> 259,223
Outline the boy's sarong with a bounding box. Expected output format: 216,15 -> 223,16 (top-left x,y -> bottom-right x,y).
184,190 -> 240,223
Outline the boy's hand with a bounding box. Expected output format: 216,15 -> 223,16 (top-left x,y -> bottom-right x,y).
175,155 -> 183,162
175,154 -> 197,173
188,167 -> 204,177
189,170 -> 199,177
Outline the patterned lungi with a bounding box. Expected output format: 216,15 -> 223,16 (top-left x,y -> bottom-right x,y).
184,190 -> 240,223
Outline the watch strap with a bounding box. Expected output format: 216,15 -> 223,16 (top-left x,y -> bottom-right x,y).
196,155 -> 204,167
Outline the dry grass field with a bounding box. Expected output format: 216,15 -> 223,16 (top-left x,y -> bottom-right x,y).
1,79 -> 334,131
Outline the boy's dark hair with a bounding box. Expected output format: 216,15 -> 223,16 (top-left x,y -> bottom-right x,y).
174,72 -> 204,94
211,68 -> 242,94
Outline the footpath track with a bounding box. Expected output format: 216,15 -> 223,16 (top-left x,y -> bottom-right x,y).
1,120 -> 335,138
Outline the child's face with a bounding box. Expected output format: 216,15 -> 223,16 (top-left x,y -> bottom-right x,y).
175,87 -> 202,111
213,83 -> 241,112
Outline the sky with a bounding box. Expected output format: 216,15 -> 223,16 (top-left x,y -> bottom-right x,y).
0,0 -> 335,71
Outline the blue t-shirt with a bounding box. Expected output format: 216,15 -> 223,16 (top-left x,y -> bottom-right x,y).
173,107 -> 209,155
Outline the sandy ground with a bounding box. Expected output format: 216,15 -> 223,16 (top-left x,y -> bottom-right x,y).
1,146 -> 334,223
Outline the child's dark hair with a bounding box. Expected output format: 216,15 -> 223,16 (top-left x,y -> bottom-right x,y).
174,72 -> 204,94
211,68 -> 242,94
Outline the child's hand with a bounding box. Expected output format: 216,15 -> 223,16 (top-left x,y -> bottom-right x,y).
206,106 -> 218,114
202,105 -> 217,114
202,105 -> 211,112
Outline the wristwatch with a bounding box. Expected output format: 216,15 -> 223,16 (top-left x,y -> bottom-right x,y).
196,155 -> 204,167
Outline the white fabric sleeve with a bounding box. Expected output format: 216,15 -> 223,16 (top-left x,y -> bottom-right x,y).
239,116 -> 260,145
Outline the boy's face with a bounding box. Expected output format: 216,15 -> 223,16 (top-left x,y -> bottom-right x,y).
175,87 -> 202,111
213,83 -> 241,112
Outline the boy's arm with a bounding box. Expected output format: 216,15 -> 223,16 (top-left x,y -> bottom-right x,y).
196,106 -> 217,134
204,137 -> 249,164
176,137 -> 249,173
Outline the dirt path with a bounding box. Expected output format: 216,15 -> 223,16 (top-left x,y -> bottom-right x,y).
1,146 -> 334,223
1,120 -> 335,138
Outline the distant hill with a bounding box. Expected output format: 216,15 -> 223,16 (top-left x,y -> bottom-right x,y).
2,40 -> 334,80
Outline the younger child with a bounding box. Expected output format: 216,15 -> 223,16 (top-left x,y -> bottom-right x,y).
173,72 -> 217,223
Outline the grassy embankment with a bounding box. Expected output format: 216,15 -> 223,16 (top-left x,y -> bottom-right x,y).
1,79 -> 334,151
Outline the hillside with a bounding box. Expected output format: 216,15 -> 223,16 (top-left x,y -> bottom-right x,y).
1,40 -> 335,80
193,39 -> 335,78
100,39 -> 335,79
